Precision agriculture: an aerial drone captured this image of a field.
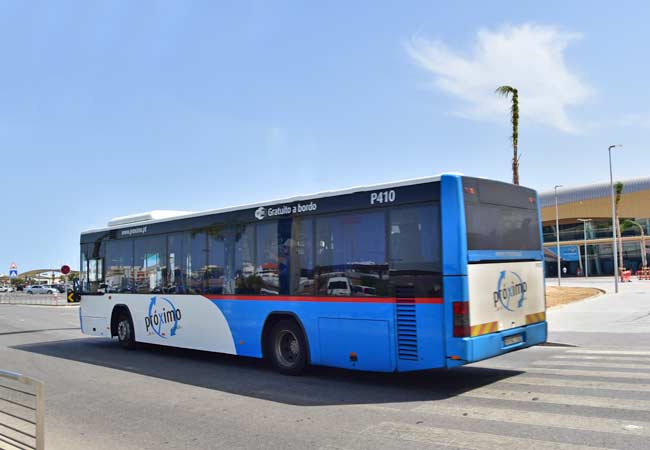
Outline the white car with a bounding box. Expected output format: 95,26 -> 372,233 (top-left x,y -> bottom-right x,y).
326,277 -> 352,296
25,285 -> 58,295
0,285 -> 14,293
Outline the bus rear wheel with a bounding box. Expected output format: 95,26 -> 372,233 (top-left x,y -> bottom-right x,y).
268,320 -> 307,375
116,312 -> 136,350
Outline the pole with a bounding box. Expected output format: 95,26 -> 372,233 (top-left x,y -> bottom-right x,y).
554,185 -> 562,286
609,145 -> 620,293
584,223 -> 589,277
582,224 -> 587,277
578,218 -> 591,278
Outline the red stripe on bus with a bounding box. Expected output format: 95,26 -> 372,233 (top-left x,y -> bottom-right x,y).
204,295 -> 443,304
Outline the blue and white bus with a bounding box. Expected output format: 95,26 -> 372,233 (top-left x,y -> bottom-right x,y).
79,174 -> 546,374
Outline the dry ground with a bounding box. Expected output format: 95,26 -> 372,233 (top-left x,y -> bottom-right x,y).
545,286 -> 603,308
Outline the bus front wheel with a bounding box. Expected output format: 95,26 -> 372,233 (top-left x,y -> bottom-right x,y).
269,319 -> 307,375
116,311 -> 136,350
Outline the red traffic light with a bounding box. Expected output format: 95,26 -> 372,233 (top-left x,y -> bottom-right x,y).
60,265 -> 71,275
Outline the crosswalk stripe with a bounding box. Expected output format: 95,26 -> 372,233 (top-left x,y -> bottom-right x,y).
462,387 -> 650,411
413,402 -> 650,436
499,375 -> 650,393
534,360 -> 650,370
552,355 -> 650,362
364,422 -> 612,450
567,350 -> 650,356
523,367 -> 650,380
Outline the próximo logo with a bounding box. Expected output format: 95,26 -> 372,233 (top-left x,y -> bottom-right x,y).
493,271 -> 527,312
144,296 -> 182,338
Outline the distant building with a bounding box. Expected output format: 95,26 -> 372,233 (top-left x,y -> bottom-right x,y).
539,177 -> 650,276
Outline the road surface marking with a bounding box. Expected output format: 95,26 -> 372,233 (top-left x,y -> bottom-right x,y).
534,360 -> 650,370
552,355 -> 650,362
567,350 -> 650,356
363,422 -> 611,450
523,367 -> 650,380
413,402 -> 650,436
499,375 -> 650,393
462,387 -> 650,411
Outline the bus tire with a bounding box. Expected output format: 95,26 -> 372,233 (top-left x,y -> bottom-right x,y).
268,319 -> 308,375
116,311 -> 136,350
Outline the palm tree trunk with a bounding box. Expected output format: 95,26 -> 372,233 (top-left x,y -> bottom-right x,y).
641,229 -> 647,268
511,90 -> 519,185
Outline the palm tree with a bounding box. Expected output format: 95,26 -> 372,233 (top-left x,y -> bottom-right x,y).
614,181 -> 624,271
621,219 -> 647,268
495,85 -> 520,185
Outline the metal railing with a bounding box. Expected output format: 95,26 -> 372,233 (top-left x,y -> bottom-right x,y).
0,370 -> 44,450
0,293 -> 66,306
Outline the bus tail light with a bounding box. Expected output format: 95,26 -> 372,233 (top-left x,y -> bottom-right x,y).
453,301 -> 470,337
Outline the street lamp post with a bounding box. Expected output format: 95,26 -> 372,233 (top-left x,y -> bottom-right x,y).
609,144 -> 622,293
577,218 -> 592,278
554,185 -> 563,286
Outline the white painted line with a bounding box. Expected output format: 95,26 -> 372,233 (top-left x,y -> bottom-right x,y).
552,355 -> 650,363
567,350 -> 650,356
499,376 -> 650,393
524,367 -> 650,380
364,422 -> 611,450
535,360 -> 650,370
414,402 -> 650,436
462,388 -> 650,411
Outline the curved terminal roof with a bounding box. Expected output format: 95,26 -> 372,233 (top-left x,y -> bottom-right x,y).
539,176 -> 650,208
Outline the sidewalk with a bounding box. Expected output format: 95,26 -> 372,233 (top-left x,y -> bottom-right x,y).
545,276 -> 650,294
546,276 -> 650,335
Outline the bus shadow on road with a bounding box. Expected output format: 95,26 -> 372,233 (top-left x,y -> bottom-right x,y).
13,338 -> 523,406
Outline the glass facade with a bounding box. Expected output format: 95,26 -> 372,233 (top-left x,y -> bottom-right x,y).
543,218 -> 650,276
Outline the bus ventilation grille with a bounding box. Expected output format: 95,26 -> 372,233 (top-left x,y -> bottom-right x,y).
396,289 -> 418,361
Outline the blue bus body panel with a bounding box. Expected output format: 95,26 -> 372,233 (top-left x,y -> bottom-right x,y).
211,299 -> 448,372
440,174 -> 470,365
211,300 -> 398,372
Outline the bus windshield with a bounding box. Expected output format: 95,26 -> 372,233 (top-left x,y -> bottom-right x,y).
463,177 -> 541,251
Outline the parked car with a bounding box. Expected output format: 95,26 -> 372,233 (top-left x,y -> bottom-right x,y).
45,284 -> 66,293
25,285 -> 58,295
0,285 -> 14,293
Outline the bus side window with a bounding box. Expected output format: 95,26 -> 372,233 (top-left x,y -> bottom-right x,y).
389,204 -> 442,298
315,211 -> 387,296
82,239 -> 105,293
106,239 -> 134,293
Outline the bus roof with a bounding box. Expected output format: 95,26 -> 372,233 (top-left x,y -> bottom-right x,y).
81,173 -> 459,235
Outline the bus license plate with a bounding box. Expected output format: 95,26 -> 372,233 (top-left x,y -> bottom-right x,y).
503,334 -> 522,346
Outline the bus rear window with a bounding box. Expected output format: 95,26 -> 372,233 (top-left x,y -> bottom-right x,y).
463,177 -> 540,251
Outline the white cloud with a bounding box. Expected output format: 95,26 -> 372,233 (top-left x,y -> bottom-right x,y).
406,24 -> 594,133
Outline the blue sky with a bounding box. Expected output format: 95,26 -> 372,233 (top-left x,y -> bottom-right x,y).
1,1 -> 649,271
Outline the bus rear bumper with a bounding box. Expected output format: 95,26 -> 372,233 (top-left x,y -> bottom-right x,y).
447,321 -> 547,368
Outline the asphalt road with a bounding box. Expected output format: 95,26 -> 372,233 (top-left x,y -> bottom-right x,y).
1,282 -> 650,450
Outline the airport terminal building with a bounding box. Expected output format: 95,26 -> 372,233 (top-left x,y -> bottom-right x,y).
539,176 -> 650,277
